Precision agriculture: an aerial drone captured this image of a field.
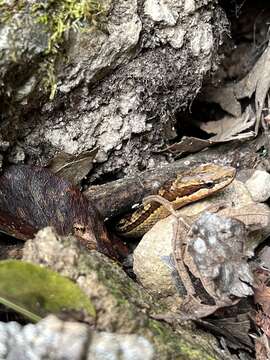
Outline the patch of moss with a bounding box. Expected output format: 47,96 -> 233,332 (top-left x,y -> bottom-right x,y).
147,319 -> 219,360
0,0 -> 25,23
31,0 -> 106,99
31,0 -> 105,55
80,252 -> 221,358
0,0 -> 106,99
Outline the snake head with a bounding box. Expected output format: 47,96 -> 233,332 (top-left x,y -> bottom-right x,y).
171,164 -> 236,198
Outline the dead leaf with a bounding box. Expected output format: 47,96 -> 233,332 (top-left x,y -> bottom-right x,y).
197,44 -> 270,141
0,165 -> 125,259
255,311 -> 270,339
199,85 -> 242,117
219,204 -> 270,233
218,203 -> 270,255
255,334 -> 270,360
235,43 -> 270,133
162,210 -> 252,319
179,295 -> 225,320
258,246 -> 270,270
200,105 -> 256,142
198,313 -> 253,350
185,212 -> 253,302
156,136 -> 211,157
254,270 -> 270,317
48,148 -> 98,185
159,106 -> 255,158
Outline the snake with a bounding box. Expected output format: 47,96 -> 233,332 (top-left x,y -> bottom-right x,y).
115,164 -> 236,238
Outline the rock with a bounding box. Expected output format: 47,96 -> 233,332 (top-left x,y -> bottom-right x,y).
0,5 -> 48,102
0,315 -> 154,360
89,331 -> 154,360
22,227 -> 225,359
245,170 -> 270,202
133,179 -> 270,307
0,135 -> 9,172
1,0 -> 229,180
133,215 -> 180,310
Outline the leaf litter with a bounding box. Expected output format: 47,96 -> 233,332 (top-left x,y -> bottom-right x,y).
160,42 -> 270,159
0,165 -> 126,260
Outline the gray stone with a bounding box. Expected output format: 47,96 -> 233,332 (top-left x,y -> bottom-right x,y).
0,0 -> 229,181
0,316 -> 154,360
245,170 -> 270,202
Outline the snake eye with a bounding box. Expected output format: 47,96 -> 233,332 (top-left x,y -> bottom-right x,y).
205,181 -> 214,188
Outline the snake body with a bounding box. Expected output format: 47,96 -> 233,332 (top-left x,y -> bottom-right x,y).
116,164 -> 236,238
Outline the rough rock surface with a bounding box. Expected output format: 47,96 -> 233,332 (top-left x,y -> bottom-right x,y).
133,179 -> 270,307
0,0 -> 229,180
0,315 -> 154,360
0,3 -> 48,103
22,227 -> 229,359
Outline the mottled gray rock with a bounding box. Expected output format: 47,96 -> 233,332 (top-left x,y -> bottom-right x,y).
0,3 -> 48,102
186,211 -> 253,299
0,0 -> 229,180
89,331 -> 154,360
0,315 -> 154,360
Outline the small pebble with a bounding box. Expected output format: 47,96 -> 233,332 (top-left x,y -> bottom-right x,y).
245,170 -> 270,202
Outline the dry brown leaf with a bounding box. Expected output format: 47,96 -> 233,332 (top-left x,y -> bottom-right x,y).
200,105 -> 256,142
218,203 -> 270,254
198,43 -> 270,139
154,136 -> 210,157
206,314 -> 253,350
160,106 -> 256,159
235,44 -> 270,133
0,165 -> 127,260
255,311 -> 270,339
219,205 -> 270,232
199,85 -> 242,117
258,246 -> 270,270
254,271 -> 270,317
255,334 -> 270,360
48,148 -> 98,185
179,296 -> 222,320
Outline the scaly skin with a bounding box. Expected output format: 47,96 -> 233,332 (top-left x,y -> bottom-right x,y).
116,164 -> 236,238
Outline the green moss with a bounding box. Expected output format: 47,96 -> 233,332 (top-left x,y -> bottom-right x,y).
179,343 -> 217,360
31,0 -> 105,55
0,0 -> 106,99
0,0 -> 25,23
32,0 -> 106,99
81,253 -> 220,359
147,319 -> 220,360
0,260 -> 96,322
